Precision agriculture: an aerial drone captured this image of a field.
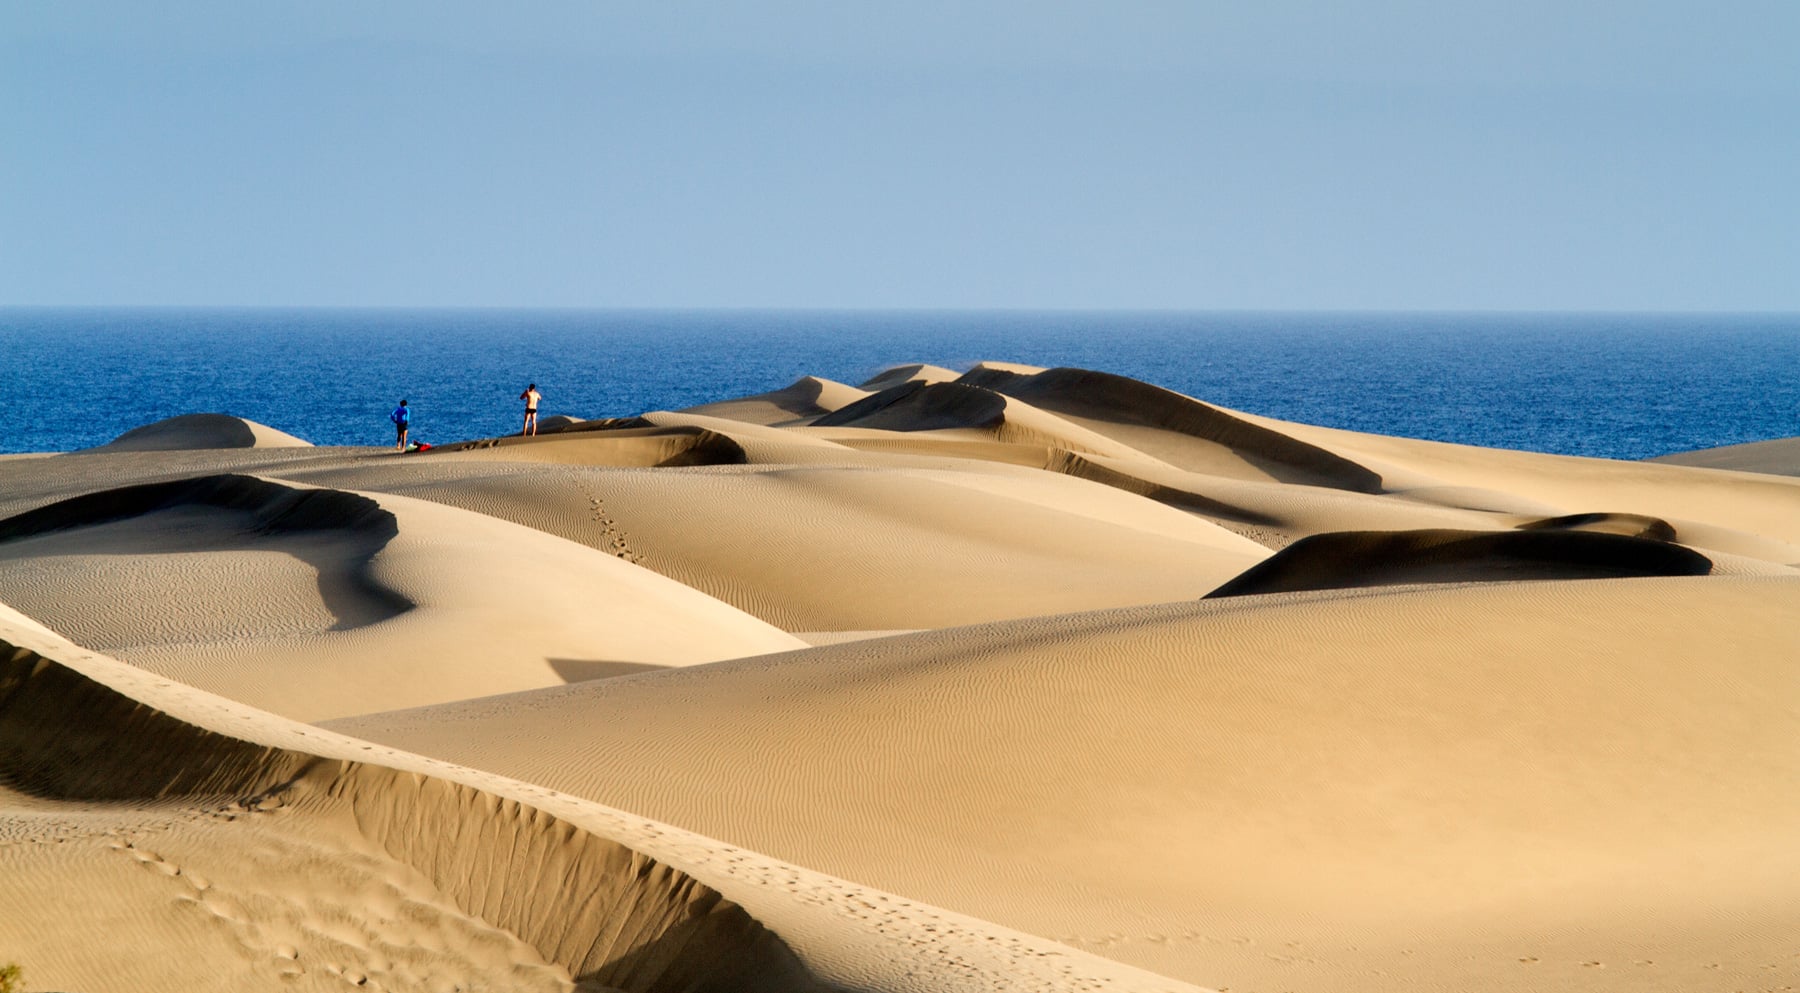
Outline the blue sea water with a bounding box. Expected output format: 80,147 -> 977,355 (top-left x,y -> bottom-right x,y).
2,308 -> 1797,460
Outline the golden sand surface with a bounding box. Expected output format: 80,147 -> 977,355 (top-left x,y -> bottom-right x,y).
2,364 -> 1797,992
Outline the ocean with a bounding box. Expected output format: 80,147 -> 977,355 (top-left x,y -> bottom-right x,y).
2,308 -> 1796,460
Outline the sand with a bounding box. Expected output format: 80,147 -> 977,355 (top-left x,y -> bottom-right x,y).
2,363 -> 1797,992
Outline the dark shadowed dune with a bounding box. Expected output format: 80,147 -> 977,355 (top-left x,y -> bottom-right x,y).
0,472 -> 396,545
957,366 -> 1385,493
857,364 -> 961,392
814,381 -> 1008,432
1205,527 -> 1712,598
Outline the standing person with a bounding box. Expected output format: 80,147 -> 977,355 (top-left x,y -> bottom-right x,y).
390,399 -> 410,451
519,383 -> 541,436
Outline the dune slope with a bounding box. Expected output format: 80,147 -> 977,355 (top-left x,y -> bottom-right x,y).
0,473 -> 806,721
0,607 -> 1202,993
331,576 -> 1800,993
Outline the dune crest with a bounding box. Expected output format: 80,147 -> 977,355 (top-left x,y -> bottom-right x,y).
681,375 -> 870,426
858,363 -> 962,391
815,380 -> 1148,460
438,423 -> 749,467
957,366 -> 1386,492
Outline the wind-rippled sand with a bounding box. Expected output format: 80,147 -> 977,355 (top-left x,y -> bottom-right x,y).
2,366 -> 1797,992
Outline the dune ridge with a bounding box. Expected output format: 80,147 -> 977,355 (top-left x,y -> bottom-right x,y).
436,424 -> 750,467
957,366 -> 1386,492
681,375 -> 871,426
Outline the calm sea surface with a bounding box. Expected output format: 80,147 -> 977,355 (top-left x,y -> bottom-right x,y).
2,308 -> 1796,460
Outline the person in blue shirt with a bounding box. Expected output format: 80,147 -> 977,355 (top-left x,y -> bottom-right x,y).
390,399 -> 410,451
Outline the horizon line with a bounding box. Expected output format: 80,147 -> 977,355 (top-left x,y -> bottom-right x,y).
4,304 -> 1798,317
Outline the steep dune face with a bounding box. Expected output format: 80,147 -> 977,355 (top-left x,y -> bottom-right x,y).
1204,527 -> 1713,597
95,413 -> 313,451
958,366 -> 1386,493
0,619 -> 821,993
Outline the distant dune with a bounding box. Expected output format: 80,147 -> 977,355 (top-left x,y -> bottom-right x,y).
93,412 -> 313,451
4,361 -> 1798,992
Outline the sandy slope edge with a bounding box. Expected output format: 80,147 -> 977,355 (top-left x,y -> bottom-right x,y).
0,607 -> 1204,993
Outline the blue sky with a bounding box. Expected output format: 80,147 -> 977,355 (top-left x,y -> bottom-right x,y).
3,2 -> 1795,309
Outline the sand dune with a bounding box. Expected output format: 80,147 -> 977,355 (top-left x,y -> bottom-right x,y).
5,361 -> 1798,992
681,375 -> 870,426
857,363 -> 962,391
815,380 -> 1154,460
0,473 -> 804,721
356,461 -> 1265,630
331,576 -> 1800,992
958,366 -> 1386,492
0,608 -> 1191,993
96,413 -> 313,451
